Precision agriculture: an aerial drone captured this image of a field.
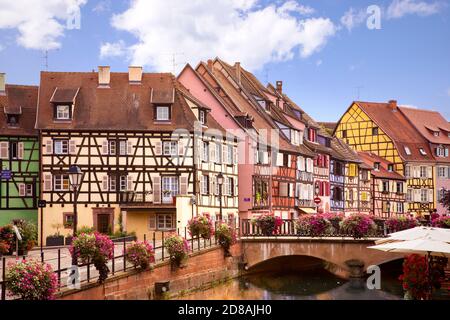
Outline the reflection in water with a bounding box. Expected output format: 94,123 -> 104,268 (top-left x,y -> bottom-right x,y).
177,267 -> 404,300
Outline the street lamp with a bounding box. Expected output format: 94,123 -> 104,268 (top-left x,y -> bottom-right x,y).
217,173 -> 224,221
68,165 -> 82,266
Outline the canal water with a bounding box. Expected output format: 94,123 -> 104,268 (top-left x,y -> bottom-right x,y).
178,260 -> 406,300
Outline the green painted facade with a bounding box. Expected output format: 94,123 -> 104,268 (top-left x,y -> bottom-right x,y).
0,136 -> 39,225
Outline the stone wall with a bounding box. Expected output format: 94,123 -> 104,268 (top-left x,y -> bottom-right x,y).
59,243 -> 241,300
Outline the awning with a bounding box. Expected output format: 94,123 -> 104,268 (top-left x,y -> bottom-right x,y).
298,207 -> 316,214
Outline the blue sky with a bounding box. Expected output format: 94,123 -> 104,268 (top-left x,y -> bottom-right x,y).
0,0 -> 449,121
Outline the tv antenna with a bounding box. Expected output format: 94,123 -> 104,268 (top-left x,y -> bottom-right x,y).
43,50 -> 49,71
355,86 -> 364,100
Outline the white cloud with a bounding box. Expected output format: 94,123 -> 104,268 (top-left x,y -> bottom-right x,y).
316,59 -> 322,66
0,0 -> 87,50
387,0 -> 442,19
92,0 -> 110,13
100,40 -> 126,59
103,0 -> 336,72
340,7 -> 368,31
277,1 -> 315,16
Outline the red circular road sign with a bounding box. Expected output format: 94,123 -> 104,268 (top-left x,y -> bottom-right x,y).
314,197 -> 321,205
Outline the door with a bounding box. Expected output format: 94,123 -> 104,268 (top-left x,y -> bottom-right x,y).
97,214 -> 111,234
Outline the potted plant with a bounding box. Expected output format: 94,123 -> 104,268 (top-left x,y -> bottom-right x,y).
215,222 -> 236,257
251,214 -> 282,236
12,219 -> 37,256
5,260 -> 58,300
126,241 -> 155,270
188,214 -> 214,239
339,213 -> 377,239
0,225 -> 15,255
70,232 -> 114,283
0,240 -> 10,259
295,214 -> 333,237
46,223 -> 65,247
165,234 -> 189,270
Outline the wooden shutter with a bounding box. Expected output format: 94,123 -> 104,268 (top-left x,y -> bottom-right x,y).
178,140 -> 185,156
180,176 -> 188,194
101,140 -> 108,155
428,189 -> 434,203
69,140 -> 77,154
276,152 -> 283,167
426,167 -> 432,179
43,174 -> 52,191
101,175 -> 109,191
44,139 -> 53,155
153,176 -> 161,203
210,143 -> 215,163
222,144 -> 227,164
154,141 -> 162,156
19,183 -> 26,196
127,140 -> 133,155
148,214 -> 156,230
127,175 -> 134,191
0,142 -> 8,159
212,175 -> 217,195
18,142 -> 24,159
279,182 -> 288,197
233,147 -> 237,164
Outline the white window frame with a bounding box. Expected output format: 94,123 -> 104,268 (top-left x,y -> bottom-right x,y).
397,202 -> 404,213
227,145 -> 233,164
215,143 -> 222,163
56,105 -> 70,120
119,175 -> 127,192
163,141 -> 178,156
404,146 -> 411,155
419,148 -> 427,156
108,140 -> 116,155
119,140 -> 127,156
421,189 -> 428,203
156,106 -> 170,121
420,166 -> 427,178
25,184 -> 33,196
54,140 -> 69,155
201,175 -> 209,194
54,174 -> 70,191
226,177 -> 233,196
199,110 -> 205,125
202,142 -> 209,162
162,176 -> 179,203
157,213 -> 174,230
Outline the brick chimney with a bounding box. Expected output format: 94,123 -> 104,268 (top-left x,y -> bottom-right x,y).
128,66 -> 142,84
234,62 -> 241,85
388,100 -> 397,110
207,59 -> 213,71
98,66 -> 110,87
276,81 -> 283,94
0,73 -> 5,95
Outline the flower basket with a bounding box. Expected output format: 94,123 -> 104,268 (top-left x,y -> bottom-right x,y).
70,232 -> 114,283
295,214 -> 333,237
339,213 -> 377,239
251,214 -> 282,236
188,214 -> 214,239
126,241 -> 155,270
5,260 -> 58,300
215,222 -> 236,257
165,234 -> 189,269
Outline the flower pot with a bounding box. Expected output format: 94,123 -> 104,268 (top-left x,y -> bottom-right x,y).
65,236 -> 73,246
46,235 -> 65,247
17,248 -> 28,256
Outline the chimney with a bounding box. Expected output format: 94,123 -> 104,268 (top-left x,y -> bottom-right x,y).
98,66 -> 110,87
234,62 -> 241,85
276,81 -> 283,94
388,100 -> 397,110
128,66 -> 142,84
0,73 -> 5,95
207,59 -> 213,71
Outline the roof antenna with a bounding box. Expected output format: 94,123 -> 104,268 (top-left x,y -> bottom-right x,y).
355,86 -> 364,100
43,50 -> 49,71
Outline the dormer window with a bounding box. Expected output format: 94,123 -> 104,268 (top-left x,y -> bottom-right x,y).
419,148 -> 427,156
6,114 -> 19,127
55,105 -> 71,120
155,105 -> 170,121
199,110 -> 206,125
374,162 -> 380,171
404,146 -> 411,155
433,131 -> 440,137
436,146 -> 448,157
388,164 -> 394,172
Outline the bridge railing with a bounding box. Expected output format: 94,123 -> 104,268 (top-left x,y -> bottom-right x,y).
240,218 -> 388,238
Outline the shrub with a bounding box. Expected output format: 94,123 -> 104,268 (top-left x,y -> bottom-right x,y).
126,241 -> 155,269
0,225 -> 14,249
340,213 -> 377,239
215,223 -> 237,255
188,214 -> 214,239
165,234 -> 189,267
399,254 -> 429,300
6,260 -> 58,300
431,216 -> 450,229
0,240 -> 10,255
296,214 -> 333,237
386,216 -> 419,233
251,214 -> 283,236
70,232 -> 114,283
13,220 -> 37,252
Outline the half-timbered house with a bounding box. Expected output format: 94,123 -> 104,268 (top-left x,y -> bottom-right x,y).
36,67 -> 238,240
358,152 -> 407,218
0,75 -> 39,225
334,100 -> 436,216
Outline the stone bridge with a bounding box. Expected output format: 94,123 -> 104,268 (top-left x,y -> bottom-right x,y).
240,237 -> 405,279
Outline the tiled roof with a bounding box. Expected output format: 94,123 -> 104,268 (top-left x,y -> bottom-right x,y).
36,71 -> 218,132
358,151 -> 406,180
0,84 -> 38,136
398,106 -> 450,145
353,101 -> 435,162
331,137 -> 362,163
50,87 -> 79,103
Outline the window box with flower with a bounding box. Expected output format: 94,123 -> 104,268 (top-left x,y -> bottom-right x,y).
251,214 -> 282,236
